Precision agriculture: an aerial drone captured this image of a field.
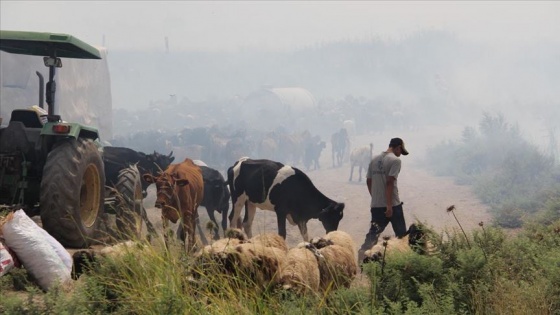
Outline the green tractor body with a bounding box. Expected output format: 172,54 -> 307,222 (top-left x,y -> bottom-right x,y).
0,31 -> 143,247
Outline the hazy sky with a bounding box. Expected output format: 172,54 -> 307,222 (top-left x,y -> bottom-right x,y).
1,1 -> 559,52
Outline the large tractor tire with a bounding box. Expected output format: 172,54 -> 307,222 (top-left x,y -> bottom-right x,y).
115,164 -> 144,240
40,138 -> 105,248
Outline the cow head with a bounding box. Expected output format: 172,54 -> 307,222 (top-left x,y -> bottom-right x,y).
143,172 -> 188,223
318,202 -> 344,233
138,151 -> 175,195
146,151 -> 175,172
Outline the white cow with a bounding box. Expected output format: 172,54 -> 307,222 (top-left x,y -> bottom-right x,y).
349,143 -> 373,182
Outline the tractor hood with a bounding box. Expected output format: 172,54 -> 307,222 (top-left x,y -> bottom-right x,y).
0,30 -> 101,59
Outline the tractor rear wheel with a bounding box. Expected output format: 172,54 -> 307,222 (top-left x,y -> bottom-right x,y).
115,165 -> 144,240
40,138 -> 105,248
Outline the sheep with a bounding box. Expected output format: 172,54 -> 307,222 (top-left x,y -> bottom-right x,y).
248,232 -> 288,253
191,229 -> 249,278
362,223 -> 431,264
276,242 -> 322,294
317,244 -> 358,291
310,230 -> 358,291
193,231 -> 287,290
227,242 -> 287,288
223,228 -> 249,242
311,230 -> 356,258
349,143 -> 373,182
72,241 -> 148,279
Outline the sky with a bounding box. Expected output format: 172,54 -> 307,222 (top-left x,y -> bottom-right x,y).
1,1 -> 559,52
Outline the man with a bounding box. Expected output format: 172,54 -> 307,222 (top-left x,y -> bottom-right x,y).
358,137 -> 409,261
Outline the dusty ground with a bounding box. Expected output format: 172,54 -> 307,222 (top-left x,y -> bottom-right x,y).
144,125 -> 492,251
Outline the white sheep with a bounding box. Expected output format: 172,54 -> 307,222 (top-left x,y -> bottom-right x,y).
229,242 -> 287,287
311,230 -> 356,258
72,241 -> 148,279
362,223 -> 432,264
276,242 -> 322,294
310,230 -> 358,291
248,232 -> 288,253
317,244 -> 358,291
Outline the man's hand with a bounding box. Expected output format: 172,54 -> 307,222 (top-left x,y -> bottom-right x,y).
385,206 -> 393,218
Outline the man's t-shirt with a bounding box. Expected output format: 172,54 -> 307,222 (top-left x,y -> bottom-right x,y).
367,151 -> 401,208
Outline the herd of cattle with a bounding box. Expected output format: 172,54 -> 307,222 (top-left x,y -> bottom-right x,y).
111,125 -> 344,173
103,124 -> 380,251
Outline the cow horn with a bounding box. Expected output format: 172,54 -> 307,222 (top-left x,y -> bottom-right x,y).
168,151 -> 173,158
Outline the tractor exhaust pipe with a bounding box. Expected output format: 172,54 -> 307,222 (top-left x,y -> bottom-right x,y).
36,71 -> 44,109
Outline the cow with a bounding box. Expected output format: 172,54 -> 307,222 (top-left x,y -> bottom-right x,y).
227,158 -> 345,241
304,137 -> 326,171
331,128 -> 350,168
103,146 -> 175,197
143,158 -> 204,251
103,147 -> 175,236
178,164 -> 230,240
349,143 -> 373,182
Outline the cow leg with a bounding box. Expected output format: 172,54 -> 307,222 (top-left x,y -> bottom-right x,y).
162,216 -> 170,251
358,165 -> 363,182
221,208 -> 228,238
184,213 -> 197,253
206,207 -> 220,240
349,164 -> 354,181
276,211 -> 288,239
297,221 -> 309,242
243,203 -> 257,238
142,205 -> 158,241
195,214 -> 209,246
230,195 -> 246,229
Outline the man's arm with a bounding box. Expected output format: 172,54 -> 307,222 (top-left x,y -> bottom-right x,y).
366,178 -> 372,196
385,176 -> 395,217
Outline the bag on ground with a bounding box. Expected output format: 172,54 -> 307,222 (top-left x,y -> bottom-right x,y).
1,210 -> 71,290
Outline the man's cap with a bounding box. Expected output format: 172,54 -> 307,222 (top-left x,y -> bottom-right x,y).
389,138 -> 409,155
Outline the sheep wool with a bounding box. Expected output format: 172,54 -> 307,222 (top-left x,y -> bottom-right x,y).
232,243 -> 287,286
317,244 -> 358,291
249,233 -> 288,253
277,245 -> 321,294
322,230 -> 357,258
363,235 -> 412,262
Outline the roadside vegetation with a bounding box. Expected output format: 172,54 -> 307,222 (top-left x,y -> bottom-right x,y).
424,112 -> 560,228
1,214 -> 559,314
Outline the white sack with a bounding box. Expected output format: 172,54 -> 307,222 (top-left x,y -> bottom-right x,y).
37,223 -> 73,274
2,210 -> 71,290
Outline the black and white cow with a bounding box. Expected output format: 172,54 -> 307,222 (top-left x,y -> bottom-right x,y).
227,157 -> 345,241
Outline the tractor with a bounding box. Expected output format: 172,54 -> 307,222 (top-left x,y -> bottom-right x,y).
0,30 -> 144,248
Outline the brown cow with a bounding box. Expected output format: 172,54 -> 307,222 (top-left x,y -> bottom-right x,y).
143,158 -> 204,252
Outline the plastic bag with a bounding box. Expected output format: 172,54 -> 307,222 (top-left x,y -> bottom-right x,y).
0,241 -> 15,276
2,210 -> 71,290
